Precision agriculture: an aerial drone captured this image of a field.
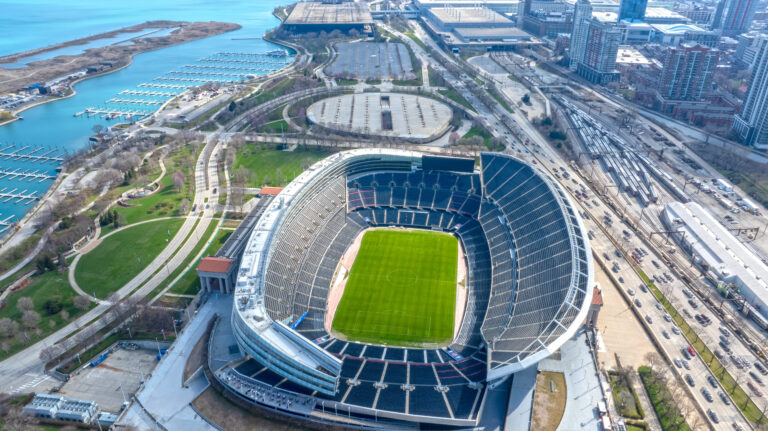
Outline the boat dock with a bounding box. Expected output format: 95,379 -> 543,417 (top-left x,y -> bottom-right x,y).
0,168 -> 57,182
0,215 -> 14,235
0,188 -> 39,204
0,145 -> 65,163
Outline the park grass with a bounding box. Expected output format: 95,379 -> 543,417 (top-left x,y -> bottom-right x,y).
233,144 -> 332,188
609,371 -> 644,419
404,31 -> 427,51
169,229 -> 232,296
255,119 -> 290,134
487,88 -> 512,112
0,269 -> 92,360
109,145 -> 196,227
75,218 -> 184,299
635,267 -> 767,425
331,229 -> 457,346
336,78 -> 358,86
530,371 -> 567,431
438,89 -> 473,111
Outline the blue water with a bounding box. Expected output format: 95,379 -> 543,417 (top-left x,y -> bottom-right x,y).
0,0 -> 288,224
2,27 -> 182,69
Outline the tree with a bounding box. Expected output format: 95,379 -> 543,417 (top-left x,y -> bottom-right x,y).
179,198 -> 191,214
522,93 -> 531,104
61,310 -> 70,321
43,296 -> 63,315
92,124 -> 104,135
36,254 -> 55,273
74,295 -> 91,312
228,101 -> 236,112
172,170 -> 185,192
449,131 -> 460,146
16,297 -> 33,312
0,318 -> 18,338
21,310 -> 40,328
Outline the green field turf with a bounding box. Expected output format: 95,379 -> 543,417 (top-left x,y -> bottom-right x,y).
332,229 -> 457,346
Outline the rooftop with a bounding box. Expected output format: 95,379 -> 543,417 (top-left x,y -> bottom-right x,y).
284,2 -> 374,25
592,11 -> 618,23
429,7 -> 513,24
198,257 -> 232,274
616,47 -> 651,64
651,23 -> 707,34
645,6 -> 688,20
454,26 -> 531,39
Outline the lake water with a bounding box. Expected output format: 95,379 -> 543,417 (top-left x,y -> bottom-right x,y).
0,0 -> 289,225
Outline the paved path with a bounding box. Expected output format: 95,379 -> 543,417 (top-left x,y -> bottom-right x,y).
119,294 -> 231,430
0,137 -> 221,395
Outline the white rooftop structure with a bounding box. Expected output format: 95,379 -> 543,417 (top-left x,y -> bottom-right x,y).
662,201 -> 768,318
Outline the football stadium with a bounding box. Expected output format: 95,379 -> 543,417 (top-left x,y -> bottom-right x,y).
221,149 -> 593,429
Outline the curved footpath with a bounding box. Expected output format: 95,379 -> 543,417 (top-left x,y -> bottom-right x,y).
0,136 -> 222,394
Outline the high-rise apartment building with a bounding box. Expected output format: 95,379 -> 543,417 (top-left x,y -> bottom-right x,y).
569,0 -> 593,70
733,35 -> 768,148
576,18 -> 622,83
711,0 -> 758,36
658,43 -> 719,101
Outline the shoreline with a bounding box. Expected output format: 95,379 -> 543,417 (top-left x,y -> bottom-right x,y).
0,20 -> 189,65
0,21 -> 241,94
0,22 -> 239,127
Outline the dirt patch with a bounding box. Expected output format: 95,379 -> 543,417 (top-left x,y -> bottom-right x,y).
184,333 -> 206,382
192,387 -> 309,431
530,371 -> 567,431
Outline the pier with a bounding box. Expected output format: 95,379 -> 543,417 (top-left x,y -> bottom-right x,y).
0,168 -> 57,182
0,215 -> 14,235
0,188 -> 39,204
119,90 -> 178,97
138,83 -> 188,89
106,98 -> 166,105
0,145 -> 65,162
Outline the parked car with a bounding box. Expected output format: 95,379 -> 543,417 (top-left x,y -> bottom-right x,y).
685,374 -> 695,386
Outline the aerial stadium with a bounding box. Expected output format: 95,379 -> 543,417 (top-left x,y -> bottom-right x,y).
219,148 -> 593,429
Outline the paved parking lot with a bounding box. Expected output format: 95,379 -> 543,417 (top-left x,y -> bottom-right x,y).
59,347 -> 159,412
326,42 -> 413,80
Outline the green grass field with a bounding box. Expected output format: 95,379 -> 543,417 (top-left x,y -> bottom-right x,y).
75,218 -> 184,299
233,145 -> 333,187
332,229 -> 457,346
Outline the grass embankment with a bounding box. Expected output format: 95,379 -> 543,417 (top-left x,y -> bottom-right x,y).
332,230 -> 457,346
336,78 -> 358,86
108,145 -> 197,228
233,145 -> 332,188
638,366 -> 691,431
0,268 -> 92,360
635,267 -> 767,425
530,371 -> 567,431
169,229 -> 232,296
438,89 -> 473,111
75,219 -> 184,299
487,88 -> 512,112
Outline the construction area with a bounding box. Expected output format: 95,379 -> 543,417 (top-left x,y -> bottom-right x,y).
56,345 -> 160,412
326,42 -> 414,80
306,93 -> 452,140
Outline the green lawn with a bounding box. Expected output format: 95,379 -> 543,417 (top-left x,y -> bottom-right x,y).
109,146 -> 196,227
0,269 -> 91,360
255,119 -> 289,134
438,89 -> 473,111
75,219 -> 184,299
638,366 -> 691,431
233,145 -> 332,187
169,229 -> 232,296
332,229 -> 457,346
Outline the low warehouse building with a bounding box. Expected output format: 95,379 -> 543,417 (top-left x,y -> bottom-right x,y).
662,201 -> 768,319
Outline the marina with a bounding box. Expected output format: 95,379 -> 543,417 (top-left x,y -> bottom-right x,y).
0,145 -> 65,163
77,51 -> 294,122
0,214 -> 14,234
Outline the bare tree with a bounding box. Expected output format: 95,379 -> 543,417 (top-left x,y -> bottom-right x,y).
2,407 -> 33,431
0,318 -> 18,338
39,345 -> 61,363
172,170 -> 185,192
74,295 -> 91,312
16,297 -> 33,312
21,311 -> 40,329
61,310 -> 70,321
